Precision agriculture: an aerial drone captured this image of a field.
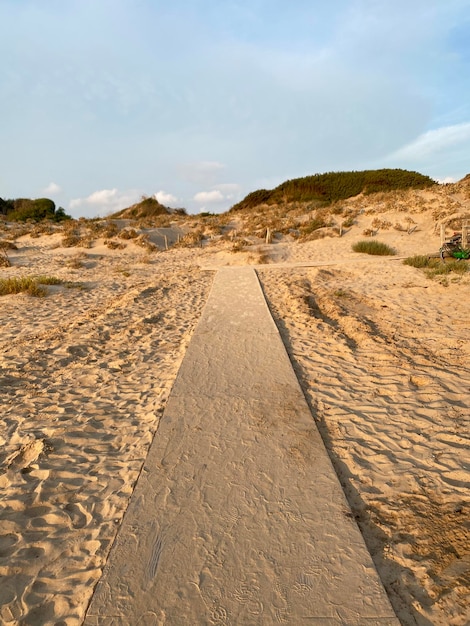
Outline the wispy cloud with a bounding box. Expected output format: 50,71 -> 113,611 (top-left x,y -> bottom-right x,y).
42,182 -> 61,195
69,188 -> 140,217
193,190 -> 224,203
155,190 -> 178,206
2,1 -> 470,209
389,122 -> 470,160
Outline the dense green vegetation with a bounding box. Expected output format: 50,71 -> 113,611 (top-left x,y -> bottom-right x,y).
352,240 -> 396,255
230,169 -> 435,211
0,197 -> 71,222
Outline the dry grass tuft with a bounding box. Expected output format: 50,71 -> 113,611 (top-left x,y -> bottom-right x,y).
352,240 -> 396,255
174,229 -> 204,248
0,247 -> 11,267
118,228 -> 139,240
135,234 -> 158,252
104,239 -> 126,250
65,252 -> 88,269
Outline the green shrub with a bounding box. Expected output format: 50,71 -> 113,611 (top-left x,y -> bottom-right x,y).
0,275 -> 64,296
36,276 -> 63,285
352,240 -> 396,255
7,198 -> 56,222
231,169 -> 435,211
425,260 -> 468,278
300,217 -> 330,235
403,255 -> 435,268
403,255 -> 468,278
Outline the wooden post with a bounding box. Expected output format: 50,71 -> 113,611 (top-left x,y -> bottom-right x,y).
164,235 -> 168,251
462,222 -> 469,249
339,222 -> 343,237
266,227 -> 272,244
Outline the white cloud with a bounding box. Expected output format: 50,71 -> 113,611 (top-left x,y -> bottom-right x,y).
437,176 -> 458,184
69,188 -> 140,217
193,190 -> 224,203
42,182 -> 61,195
389,122 -> 470,160
87,188 -> 119,205
155,190 -> 178,205
214,183 -> 242,199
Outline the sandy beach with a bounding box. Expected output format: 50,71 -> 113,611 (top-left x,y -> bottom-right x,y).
0,197 -> 469,625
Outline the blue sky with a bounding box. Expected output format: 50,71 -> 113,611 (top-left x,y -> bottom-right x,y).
1,0 -> 469,217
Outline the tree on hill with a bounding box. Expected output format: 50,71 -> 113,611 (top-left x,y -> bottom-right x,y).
0,197 -> 71,221
230,169 -> 436,212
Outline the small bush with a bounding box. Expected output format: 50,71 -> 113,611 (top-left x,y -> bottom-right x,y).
174,230 -> 204,248
0,275 -> 66,296
0,248 -> 11,267
425,260 -> 468,278
393,223 -> 406,231
230,240 -> 248,253
352,240 -> 396,255
136,234 -> 158,252
0,240 -> 18,250
371,218 -> 392,230
403,255 -> 468,279
36,276 -> 63,285
403,255 -> 435,268
119,228 -> 139,240
104,239 -> 126,250
62,233 -> 81,247
66,253 -> 87,269
300,217 -> 330,235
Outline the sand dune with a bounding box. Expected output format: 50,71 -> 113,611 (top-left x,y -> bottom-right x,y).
259,261 -> 469,626
0,213 -> 469,625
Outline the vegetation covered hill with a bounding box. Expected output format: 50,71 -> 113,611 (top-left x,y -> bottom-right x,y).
110,196 -> 173,219
230,169 -> 435,212
0,197 -> 70,222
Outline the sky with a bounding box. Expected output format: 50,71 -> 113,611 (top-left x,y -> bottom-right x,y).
1,0 -> 470,217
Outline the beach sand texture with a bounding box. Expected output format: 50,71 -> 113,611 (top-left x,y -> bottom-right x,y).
85,266 -> 399,625
0,204 -> 469,625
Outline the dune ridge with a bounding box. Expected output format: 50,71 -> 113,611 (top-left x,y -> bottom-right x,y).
0,190 -> 469,625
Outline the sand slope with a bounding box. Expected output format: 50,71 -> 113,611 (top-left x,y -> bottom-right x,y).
0,244 -> 212,625
0,217 -> 469,625
259,260 -> 469,626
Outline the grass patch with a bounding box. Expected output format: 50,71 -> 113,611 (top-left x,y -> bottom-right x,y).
0,275 -> 65,296
403,255 -> 434,268
352,240 -> 396,255
425,260 -> 468,278
36,276 -> 63,285
403,256 -> 469,279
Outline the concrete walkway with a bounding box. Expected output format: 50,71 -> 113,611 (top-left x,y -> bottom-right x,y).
85,267 -> 399,625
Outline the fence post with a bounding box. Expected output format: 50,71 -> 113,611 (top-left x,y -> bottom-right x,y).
462,222 -> 469,249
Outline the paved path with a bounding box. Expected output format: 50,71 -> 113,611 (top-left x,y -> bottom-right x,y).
85,267 -> 399,625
